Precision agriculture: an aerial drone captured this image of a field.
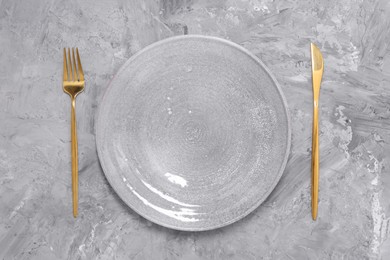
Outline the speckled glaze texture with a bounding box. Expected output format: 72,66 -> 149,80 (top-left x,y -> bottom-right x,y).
96,35 -> 290,231
1,0 -> 390,259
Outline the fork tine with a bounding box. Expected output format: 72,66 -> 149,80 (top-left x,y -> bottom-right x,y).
67,48 -> 73,81
72,48 -> 79,81
76,48 -> 84,81
63,48 -> 68,81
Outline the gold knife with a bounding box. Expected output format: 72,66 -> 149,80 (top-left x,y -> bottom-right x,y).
310,43 -> 323,220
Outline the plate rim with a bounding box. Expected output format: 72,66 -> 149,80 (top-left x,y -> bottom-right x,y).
96,34 -> 291,231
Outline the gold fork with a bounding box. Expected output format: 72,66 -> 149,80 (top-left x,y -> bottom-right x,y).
63,48 -> 84,217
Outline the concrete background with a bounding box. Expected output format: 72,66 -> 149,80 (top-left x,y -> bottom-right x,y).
0,0 -> 389,259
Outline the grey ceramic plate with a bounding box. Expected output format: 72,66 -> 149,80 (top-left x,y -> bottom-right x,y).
96,35 -> 291,231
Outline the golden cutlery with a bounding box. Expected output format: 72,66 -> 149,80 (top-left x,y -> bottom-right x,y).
63,48 -> 85,217
310,43 -> 323,221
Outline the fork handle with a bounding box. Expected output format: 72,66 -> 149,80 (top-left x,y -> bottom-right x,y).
71,97 -> 79,218
311,98 -> 319,220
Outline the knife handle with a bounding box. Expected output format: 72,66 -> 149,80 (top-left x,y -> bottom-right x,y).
311,98 -> 319,220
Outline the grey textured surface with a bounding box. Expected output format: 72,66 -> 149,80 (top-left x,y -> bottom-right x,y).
96,35 -> 290,231
0,0 -> 389,259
